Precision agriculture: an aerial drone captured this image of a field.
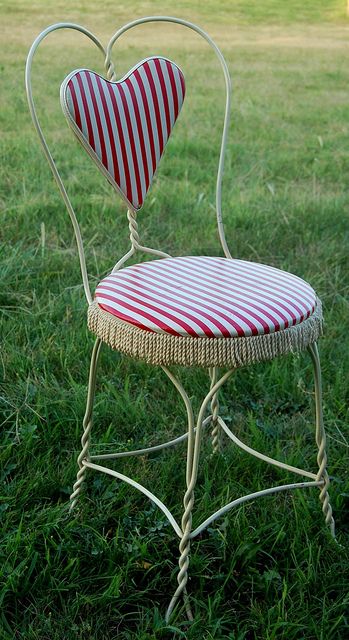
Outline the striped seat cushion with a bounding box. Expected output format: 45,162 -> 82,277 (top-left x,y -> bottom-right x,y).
95,256 -> 317,338
60,57 -> 185,210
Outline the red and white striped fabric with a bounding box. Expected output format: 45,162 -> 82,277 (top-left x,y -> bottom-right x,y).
95,256 -> 317,338
60,57 -> 185,210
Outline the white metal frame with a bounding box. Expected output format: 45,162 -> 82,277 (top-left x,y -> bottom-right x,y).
25,18 -> 335,623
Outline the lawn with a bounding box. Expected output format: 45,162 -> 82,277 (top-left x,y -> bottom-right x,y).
1,1 -> 349,638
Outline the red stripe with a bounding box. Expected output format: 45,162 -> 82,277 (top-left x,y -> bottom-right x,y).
131,262 -> 268,335
166,61 -> 179,118
64,59 -> 185,211
189,256 -> 314,301
98,281 -> 228,337
95,74 -> 120,185
134,68 -> 156,176
118,83 -> 143,208
162,260 -> 296,328
97,292 -> 193,336
96,256 -> 316,338
85,72 -> 108,169
164,259 -> 302,322
126,78 -> 150,192
96,287 -> 215,337
67,81 -> 82,130
188,258 -> 310,317
76,73 -> 95,150
114,270 -> 282,332
106,265 -> 259,336
174,259 -> 299,311
209,257 -> 313,301
98,301 -> 179,335
106,83 -> 133,205
139,268 -> 264,335
76,73 -> 95,149
179,257 -> 313,321
143,62 -> 164,155
154,59 -> 171,138
197,262 -> 309,314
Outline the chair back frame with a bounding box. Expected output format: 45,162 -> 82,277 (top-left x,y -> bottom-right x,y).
25,16 -> 233,307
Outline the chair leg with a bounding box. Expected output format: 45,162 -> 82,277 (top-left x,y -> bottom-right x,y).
162,367 -> 196,622
308,342 -> 335,538
70,338 -> 102,511
166,484 -> 195,623
209,367 -> 221,453
164,367 -> 234,622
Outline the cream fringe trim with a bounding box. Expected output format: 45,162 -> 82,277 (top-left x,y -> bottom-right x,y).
87,299 -> 323,368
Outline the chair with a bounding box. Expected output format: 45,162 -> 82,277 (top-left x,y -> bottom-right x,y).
26,16 -> 335,622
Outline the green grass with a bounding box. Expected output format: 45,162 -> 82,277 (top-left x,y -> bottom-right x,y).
1,1 -> 349,638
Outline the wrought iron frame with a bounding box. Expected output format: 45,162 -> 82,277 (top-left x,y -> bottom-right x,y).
26,17 -> 335,623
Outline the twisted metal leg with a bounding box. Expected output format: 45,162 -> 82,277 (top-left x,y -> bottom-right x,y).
70,338 -> 102,510
308,342 -> 335,538
162,367 -> 195,622
209,367 -> 221,453
164,368 -> 234,622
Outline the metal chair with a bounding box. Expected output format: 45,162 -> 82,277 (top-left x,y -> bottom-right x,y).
26,16 -> 335,622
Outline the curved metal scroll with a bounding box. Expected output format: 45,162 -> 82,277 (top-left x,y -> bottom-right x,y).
83,459 -> 182,538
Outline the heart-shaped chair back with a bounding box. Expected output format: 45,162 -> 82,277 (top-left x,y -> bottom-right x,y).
60,57 -> 185,210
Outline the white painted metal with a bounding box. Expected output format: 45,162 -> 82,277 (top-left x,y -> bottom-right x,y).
308,343 -> 335,537
190,480 -> 324,539
89,416 -> 212,460
218,416 -> 318,480
111,209 -> 171,273
83,460 -> 182,538
209,367 -> 221,452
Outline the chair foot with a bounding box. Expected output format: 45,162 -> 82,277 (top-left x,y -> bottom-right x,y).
166,535 -> 194,623
166,493 -> 195,622
318,470 -> 335,538
69,463 -> 88,511
166,470 -> 195,622
308,342 -> 336,538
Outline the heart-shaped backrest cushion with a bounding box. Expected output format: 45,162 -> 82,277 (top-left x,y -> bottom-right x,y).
60,57 -> 185,210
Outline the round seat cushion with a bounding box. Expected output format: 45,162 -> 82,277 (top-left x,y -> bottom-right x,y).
94,256 -> 317,338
